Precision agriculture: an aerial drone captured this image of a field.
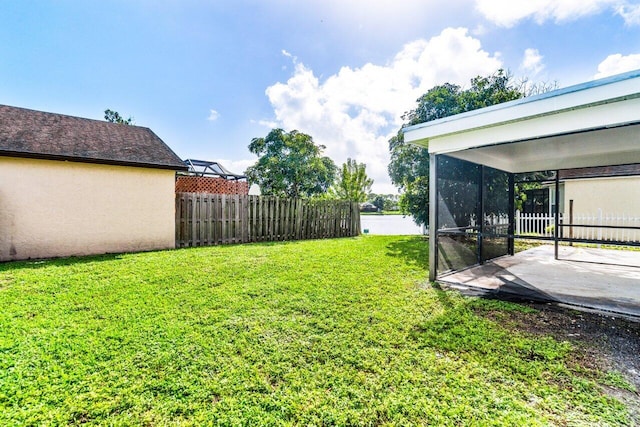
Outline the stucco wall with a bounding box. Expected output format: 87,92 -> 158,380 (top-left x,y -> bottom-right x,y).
0,157 -> 176,261
563,176 -> 640,215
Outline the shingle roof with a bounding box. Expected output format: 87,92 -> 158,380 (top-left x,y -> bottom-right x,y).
559,164 -> 640,180
0,104 -> 187,170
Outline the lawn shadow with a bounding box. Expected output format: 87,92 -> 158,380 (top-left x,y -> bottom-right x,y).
386,236 -> 429,270
0,252 -> 126,272
431,283 -> 456,309
1,238 -> 319,272
413,284 -> 569,362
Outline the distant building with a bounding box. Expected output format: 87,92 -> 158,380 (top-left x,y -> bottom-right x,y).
360,202 -> 380,213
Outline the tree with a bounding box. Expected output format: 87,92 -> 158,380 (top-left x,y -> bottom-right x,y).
104,109 -> 134,125
368,193 -> 399,211
246,129 -> 337,198
388,70 -> 524,226
328,158 -> 373,202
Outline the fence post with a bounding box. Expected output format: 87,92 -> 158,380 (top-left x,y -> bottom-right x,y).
598,208 -> 603,248
569,200 -> 573,246
191,194 -> 198,247
515,209 -> 521,235
175,193 -> 183,247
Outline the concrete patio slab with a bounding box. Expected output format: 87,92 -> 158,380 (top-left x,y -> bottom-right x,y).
440,245 -> 640,319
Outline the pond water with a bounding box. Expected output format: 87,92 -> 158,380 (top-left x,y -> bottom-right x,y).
360,215 -> 424,235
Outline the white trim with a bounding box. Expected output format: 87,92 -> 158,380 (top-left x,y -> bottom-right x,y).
403,69 -> 640,157
564,174 -> 640,183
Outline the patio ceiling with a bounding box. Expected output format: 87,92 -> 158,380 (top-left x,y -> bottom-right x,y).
443,121 -> 640,173
404,70 -> 640,173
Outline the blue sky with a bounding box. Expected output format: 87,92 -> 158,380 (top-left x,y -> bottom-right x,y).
2,0 -> 640,192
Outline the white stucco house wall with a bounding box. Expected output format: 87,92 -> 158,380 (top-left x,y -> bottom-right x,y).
0,104 -> 187,261
559,165 -> 640,216
522,165 -> 640,217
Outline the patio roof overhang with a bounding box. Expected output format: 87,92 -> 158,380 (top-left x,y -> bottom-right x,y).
404,69 -> 640,173
403,69 -> 640,285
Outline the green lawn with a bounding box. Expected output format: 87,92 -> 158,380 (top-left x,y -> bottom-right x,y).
360,210 -> 404,215
0,236 -> 631,425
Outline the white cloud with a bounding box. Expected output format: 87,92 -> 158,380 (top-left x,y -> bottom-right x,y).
251,119 -> 279,129
616,3 -> 640,24
264,27 -> 503,193
520,48 -> 545,75
471,24 -> 488,36
594,53 -> 640,78
475,0 -> 640,27
207,109 -> 220,121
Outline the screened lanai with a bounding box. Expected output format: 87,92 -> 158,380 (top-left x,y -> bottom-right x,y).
403,69 -> 640,317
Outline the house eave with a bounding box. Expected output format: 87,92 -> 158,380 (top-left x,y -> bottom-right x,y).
403,68 -> 640,154
0,150 -> 189,171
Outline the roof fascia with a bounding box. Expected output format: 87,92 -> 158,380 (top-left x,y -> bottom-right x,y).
0,150 -> 189,171
403,69 -> 640,150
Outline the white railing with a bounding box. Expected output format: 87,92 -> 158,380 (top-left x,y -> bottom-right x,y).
569,211 -> 640,243
515,211 -> 559,237
483,213 -> 510,235
516,210 -> 640,243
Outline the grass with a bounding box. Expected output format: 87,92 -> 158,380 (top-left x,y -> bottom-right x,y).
0,236 -> 632,425
360,210 -> 404,215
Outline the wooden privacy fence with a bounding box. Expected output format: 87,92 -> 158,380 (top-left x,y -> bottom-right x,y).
176,193 -> 361,247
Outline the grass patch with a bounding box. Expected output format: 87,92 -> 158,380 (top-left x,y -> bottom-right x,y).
0,236 -> 632,425
360,211 -> 405,216
602,372 -> 637,393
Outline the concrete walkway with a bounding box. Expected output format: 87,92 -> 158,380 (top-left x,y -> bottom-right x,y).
440,245 -> 640,319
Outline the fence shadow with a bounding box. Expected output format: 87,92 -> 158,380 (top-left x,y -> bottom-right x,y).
0,252 -> 126,272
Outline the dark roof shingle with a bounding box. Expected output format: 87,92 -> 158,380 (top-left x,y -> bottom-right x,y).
0,104 -> 187,170
559,164 -> 640,180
